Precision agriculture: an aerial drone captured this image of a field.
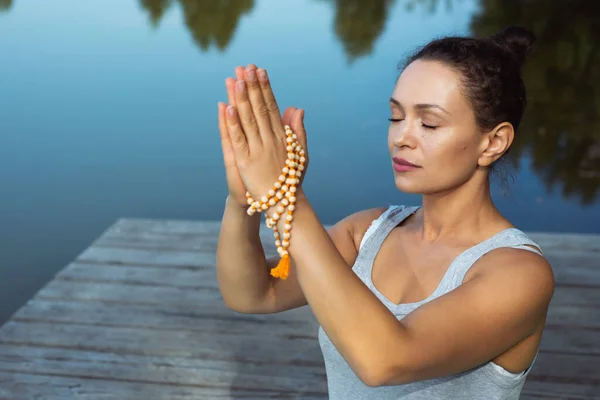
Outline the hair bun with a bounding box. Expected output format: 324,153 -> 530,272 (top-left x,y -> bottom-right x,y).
490,26 -> 535,66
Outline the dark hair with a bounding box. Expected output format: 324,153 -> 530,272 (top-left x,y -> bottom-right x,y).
400,26 -> 535,188
402,26 -> 535,133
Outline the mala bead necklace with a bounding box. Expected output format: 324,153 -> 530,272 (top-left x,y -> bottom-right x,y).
246,125 -> 306,280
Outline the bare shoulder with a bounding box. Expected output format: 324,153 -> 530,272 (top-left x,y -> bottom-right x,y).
468,246 -> 555,310
335,206 -> 390,251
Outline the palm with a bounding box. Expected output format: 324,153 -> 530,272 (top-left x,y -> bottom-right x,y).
218,66 -> 308,206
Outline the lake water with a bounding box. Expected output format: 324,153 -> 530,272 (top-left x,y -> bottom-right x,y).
1,0 -> 599,324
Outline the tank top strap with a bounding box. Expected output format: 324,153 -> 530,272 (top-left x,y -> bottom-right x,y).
353,205 -> 420,275
444,228 -> 545,290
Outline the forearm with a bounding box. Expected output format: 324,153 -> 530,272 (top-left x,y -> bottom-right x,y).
216,196 -> 272,313
279,191 -> 406,383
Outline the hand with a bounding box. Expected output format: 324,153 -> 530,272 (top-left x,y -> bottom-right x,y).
217,65 -> 309,209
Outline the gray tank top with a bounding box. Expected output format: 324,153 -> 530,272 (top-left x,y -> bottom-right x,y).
318,205 -> 543,399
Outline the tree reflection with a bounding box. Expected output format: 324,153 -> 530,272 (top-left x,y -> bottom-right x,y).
178,0 -> 254,51
3,0 -> 599,203
139,0 -> 254,51
472,0 -> 600,204
324,0 -> 397,63
139,0 -> 173,27
0,0 -> 12,12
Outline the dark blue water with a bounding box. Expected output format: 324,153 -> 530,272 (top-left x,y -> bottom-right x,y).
1,0 -> 599,324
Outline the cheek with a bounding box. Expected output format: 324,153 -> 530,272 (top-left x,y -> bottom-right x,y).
425,134 -> 474,170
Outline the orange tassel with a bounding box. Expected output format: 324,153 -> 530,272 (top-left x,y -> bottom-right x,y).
270,254 -> 290,280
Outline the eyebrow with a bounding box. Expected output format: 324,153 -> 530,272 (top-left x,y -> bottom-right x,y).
389,97 -> 450,115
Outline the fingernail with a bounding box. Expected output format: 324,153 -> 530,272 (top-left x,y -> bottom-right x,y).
257,69 -> 267,81
247,69 -> 256,81
236,80 -> 245,92
227,105 -> 235,117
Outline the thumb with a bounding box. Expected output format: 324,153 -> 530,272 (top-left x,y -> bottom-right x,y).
291,108 -> 307,151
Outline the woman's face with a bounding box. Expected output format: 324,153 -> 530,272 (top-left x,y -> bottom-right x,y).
388,59 -> 486,195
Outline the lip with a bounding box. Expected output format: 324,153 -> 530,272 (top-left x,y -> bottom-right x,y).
392,157 -> 420,172
392,157 -> 419,167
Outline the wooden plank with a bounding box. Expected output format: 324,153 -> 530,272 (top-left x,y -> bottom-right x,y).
96,229 -> 278,253
2,216 -> 598,399
33,279 -> 316,324
528,352 -> 600,384
36,278 -> 225,305
106,218 -> 223,236
522,380 -> 600,399
544,250 -> 600,278
2,371 -> 596,400
0,340 -> 598,392
36,275 -> 600,318
549,286 -> 600,307
9,299 -> 600,356
527,232 -> 600,252
57,258 -> 600,297
105,218 -> 600,252
0,344 -> 327,393
75,246 -> 219,269
0,321 -> 324,367
56,262 -> 222,289
0,371 -> 327,400
108,219 -> 600,251
539,327 -> 600,355
546,306 -> 600,329
10,298 -> 318,338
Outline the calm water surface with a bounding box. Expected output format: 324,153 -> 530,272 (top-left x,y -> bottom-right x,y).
1,0 -> 599,324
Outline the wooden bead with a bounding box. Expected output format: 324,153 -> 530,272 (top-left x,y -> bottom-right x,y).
243,125 -> 305,280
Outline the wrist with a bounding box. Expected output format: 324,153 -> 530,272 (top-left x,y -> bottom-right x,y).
225,195 -> 257,218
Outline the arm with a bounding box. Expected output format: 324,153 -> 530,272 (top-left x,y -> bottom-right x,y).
219,199 -> 387,315
216,195 -> 271,313
221,64 -> 554,387
273,194 -> 554,387
260,207 -> 388,314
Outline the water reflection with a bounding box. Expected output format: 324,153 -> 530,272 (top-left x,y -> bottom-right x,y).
323,0 -> 397,62
139,0 -> 172,26
137,0 -> 600,202
2,0 -> 599,203
323,0 -> 455,63
0,0 -> 12,12
472,0 -> 600,204
138,0 -> 255,51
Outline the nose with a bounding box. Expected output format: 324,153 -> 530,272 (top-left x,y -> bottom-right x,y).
390,120 -> 417,149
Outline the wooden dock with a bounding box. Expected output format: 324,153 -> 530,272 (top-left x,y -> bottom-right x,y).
0,218 -> 598,399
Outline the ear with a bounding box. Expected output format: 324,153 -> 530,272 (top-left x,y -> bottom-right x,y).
478,122 -> 514,167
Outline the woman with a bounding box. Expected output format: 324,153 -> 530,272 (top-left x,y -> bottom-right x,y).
216,26 -> 555,399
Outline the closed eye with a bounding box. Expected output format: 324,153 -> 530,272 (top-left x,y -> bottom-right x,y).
389,117 -> 437,130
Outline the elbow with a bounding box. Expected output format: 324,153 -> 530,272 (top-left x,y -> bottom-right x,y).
222,299 -> 261,314
358,360 -> 414,387
357,362 -> 395,388
222,296 -> 271,315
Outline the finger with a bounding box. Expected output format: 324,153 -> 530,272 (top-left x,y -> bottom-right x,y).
218,102 -> 236,168
225,105 -> 250,161
282,106 -> 297,127
234,79 -> 262,148
291,108 -> 308,151
235,66 -> 245,81
256,68 -> 284,133
246,63 -> 258,69
225,78 -> 236,106
244,67 -> 273,143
